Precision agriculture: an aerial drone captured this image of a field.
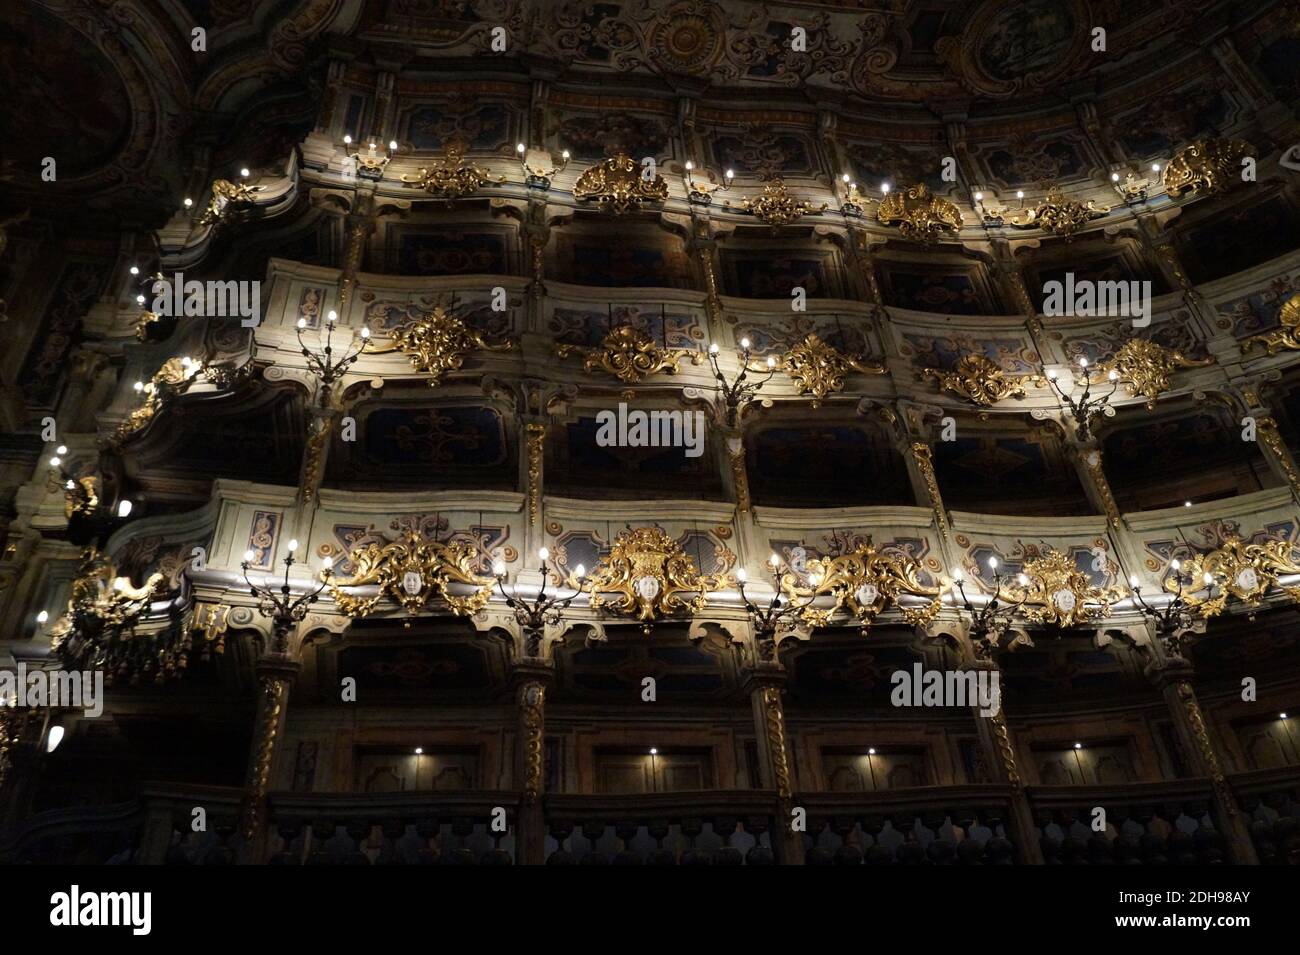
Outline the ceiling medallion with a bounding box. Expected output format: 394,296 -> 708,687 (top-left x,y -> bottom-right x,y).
1005,186 -> 1109,238
875,183 -> 962,243
779,333 -> 885,407
1004,549 -> 1121,628
581,526 -> 733,630
1243,293 -> 1300,356
325,530 -> 495,627
363,305 -> 513,386
1171,536 -> 1300,617
400,138 -> 504,203
788,544 -> 944,632
737,177 -> 827,227
921,353 -> 1044,407
573,154 -> 668,215
555,324 -> 704,383
1162,138 -> 1254,198
48,548 -> 170,682
1094,339 -> 1213,408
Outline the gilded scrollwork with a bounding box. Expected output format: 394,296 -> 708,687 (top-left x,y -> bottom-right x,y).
1002,549 -> 1123,628
573,154 -> 668,215
1170,535 -> 1300,617
1005,186 -> 1109,238
363,305 -> 513,386
581,526 -> 733,626
921,353 -> 1043,406
1093,339 -> 1212,406
737,177 -> 827,227
555,324 -> 704,383
525,423 -> 545,527
325,530 -> 495,625
400,138 -> 505,202
1162,137 -> 1254,198
786,543 -> 943,631
1243,293 -> 1300,356
876,183 -> 963,243
778,333 -> 884,406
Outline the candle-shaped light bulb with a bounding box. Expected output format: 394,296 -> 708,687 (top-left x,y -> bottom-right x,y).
769,553 -> 781,568
389,140 -> 397,152
739,337 -> 751,350
516,143 -> 525,154
1170,559 -> 1181,571
1017,573 -> 1029,586
287,539 -> 299,552
1111,172 -> 1120,182
709,343 -> 719,354
725,169 -> 734,180
344,135 -> 352,145
561,149 -> 570,160
323,555 -> 333,569
1078,356 -> 1089,368
766,356 -> 776,368
57,445 -> 67,455
36,610 -> 49,624
297,317 -> 307,328
951,567 -> 964,582
136,294 -> 145,305
493,559 -> 506,576
988,556 -> 999,570
736,567 -> 747,583
538,547 -> 550,561
685,160 -> 694,171
574,563 -> 586,579
1203,571 -> 1215,585
327,309 -> 337,323
1129,574 -> 1140,588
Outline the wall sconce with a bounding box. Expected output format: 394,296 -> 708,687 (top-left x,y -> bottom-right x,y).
683,160 -> 732,205
971,189 -> 1007,226
1110,169 -> 1151,204
345,135 -> 397,180
493,547 -> 586,657
517,143 -> 570,189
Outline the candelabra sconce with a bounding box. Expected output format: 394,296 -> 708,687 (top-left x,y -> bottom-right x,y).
241,539 -> 333,653
707,337 -> 777,426
949,558 -> 1031,661
1045,356 -> 1118,442
838,175 -> 870,217
493,548 -> 586,657
298,308 -> 370,406
1110,170 -> 1152,204
345,136 -> 397,180
683,160 -> 733,205
132,271 -> 173,342
735,555 -> 822,662
1129,559 -> 1212,657
971,190 -> 1007,227
516,143 -> 571,190
46,448 -> 133,544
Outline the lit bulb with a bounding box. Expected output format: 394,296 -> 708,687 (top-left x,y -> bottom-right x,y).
868,747 -> 876,755
117,500 -> 132,517
1078,356 -> 1089,368
709,343 -> 719,354
368,143 -> 376,151
134,381 -> 144,392
974,191 -> 983,201
136,295 -> 145,305
36,610 -> 49,624
951,567 -> 963,582
130,266 -> 140,275
686,160 -> 694,171
327,309 -> 337,323
1184,500 -> 1192,507
740,337 -> 751,350
574,563 -> 586,579
516,143 -> 525,154
1074,742 -> 1083,750
243,549 -> 255,563
1017,190 -> 1025,199
240,167 -> 250,178
46,725 -> 64,753
1017,573 -> 1029,586
1111,172 -> 1120,182
1046,369 -> 1058,380
344,135 -> 352,144
65,480 -> 74,490
649,748 -> 658,755
323,555 -> 333,569
538,547 -> 550,561
389,140 -> 397,151
988,556 -> 999,570
287,539 -> 299,552
1171,559 -> 1181,571
1203,572 -> 1214,585
414,747 -> 423,755
183,198 -> 193,208
1108,369 -> 1119,380
769,553 -> 781,568
1281,713 -> 1289,719
725,169 -> 734,179
1129,574 -> 1139,588
1151,163 -> 1161,173
48,456 -> 61,467
493,559 -> 506,576
361,326 -> 370,339
881,181 -> 891,194
766,356 -> 776,368
57,445 -> 67,455
809,572 -> 823,588
736,567 -> 747,583
297,317 -> 307,328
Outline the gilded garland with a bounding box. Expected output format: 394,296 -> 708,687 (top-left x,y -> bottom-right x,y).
876,183 -> 963,243
573,154 -> 668,215
555,324 -> 703,383
580,526 -> 734,626
325,530 -> 495,625
363,305 -> 513,386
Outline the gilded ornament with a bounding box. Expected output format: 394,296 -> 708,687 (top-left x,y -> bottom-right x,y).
573,154 -> 668,215
1243,293 -> 1300,356
112,356 -> 206,444
198,178 -> 263,227
1093,339 -> 1213,407
738,177 -> 827,227
1162,138 -> 1254,198
922,353 -> 1043,406
778,333 -> 884,406
761,685 -> 793,801
1258,417 -> 1300,497
400,138 -> 504,203
555,324 -> 703,383
325,530 -> 495,625
1170,536 -> 1300,617
519,682 -> 545,804
581,526 -> 733,627
363,305 -> 513,386
911,442 -> 949,541
876,183 -> 963,243
1004,549 -> 1123,628
525,423 -> 545,527
787,544 -> 943,631
1005,186 -> 1109,238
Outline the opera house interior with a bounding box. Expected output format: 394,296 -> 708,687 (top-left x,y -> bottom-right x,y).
3,0 -> 1300,872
